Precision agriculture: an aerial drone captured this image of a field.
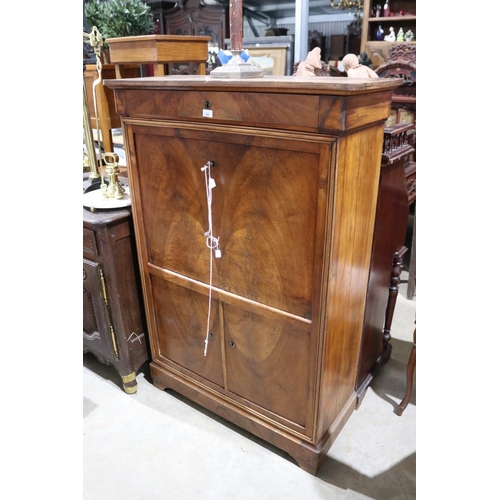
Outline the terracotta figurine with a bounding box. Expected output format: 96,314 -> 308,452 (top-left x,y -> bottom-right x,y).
296,47 -> 323,77
341,53 -> 379,79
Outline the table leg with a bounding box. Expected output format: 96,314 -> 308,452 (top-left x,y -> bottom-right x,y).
397,327 -> 416,416
153,63 -> 166,76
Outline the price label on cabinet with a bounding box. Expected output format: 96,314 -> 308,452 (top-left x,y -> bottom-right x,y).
203,109 -> 213,118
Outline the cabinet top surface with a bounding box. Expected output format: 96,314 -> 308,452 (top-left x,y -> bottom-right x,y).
104,75 -> 403,96
106,35 -> 213,44
83,207 -> 131,224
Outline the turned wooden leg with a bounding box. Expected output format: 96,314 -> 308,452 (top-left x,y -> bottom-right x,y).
397,327 -> 416,416
121,371 -> 138,394
383,246 -> 408,351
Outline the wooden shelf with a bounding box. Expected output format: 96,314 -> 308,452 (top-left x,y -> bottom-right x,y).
368,16 -> 416,22
361,1 -> 417,67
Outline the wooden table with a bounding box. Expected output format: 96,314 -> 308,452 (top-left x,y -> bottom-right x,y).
106,35 -> 211,78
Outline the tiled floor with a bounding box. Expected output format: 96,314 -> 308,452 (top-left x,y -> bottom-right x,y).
83,275 -> 416,500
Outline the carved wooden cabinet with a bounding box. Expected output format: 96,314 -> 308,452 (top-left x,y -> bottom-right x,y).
83,208 -> 149,393
106,75 -> 402,473
147,0 -> 228,75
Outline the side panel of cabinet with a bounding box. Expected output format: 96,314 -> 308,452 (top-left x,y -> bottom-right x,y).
318,125 -> 385,440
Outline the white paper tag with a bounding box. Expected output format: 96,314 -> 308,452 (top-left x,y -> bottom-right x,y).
203,109 -> 213,118
209,177 -> 216,189
215,249 -> 222,258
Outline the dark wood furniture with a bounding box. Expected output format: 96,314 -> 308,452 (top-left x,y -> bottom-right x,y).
397,324 -> 416,415
105,74 -> 403,474
357,122 -> 413,404
83,207 -> 149,393
376,44 -> 416,300
147,0 -> 229,75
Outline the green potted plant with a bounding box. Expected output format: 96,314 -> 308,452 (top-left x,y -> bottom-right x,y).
85,0 -> 155,60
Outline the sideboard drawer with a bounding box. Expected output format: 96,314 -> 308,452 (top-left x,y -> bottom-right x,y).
116,89 -> 320,131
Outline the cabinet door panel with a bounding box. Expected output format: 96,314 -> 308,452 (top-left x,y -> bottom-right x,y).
135,127 -> 323,319
150,275 -> 224,388
224,304 -> 313,432
83,259 -> 115,360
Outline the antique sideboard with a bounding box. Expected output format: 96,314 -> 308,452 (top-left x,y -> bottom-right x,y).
83,207 -> 149,393
105,75 -> 404,473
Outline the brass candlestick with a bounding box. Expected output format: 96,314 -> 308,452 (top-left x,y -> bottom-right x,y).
101,153 -> 125,200
83,26 -> 128,205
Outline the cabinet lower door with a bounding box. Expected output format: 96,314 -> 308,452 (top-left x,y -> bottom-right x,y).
83,258 -> 117,361
151,276 -> 225,389
223,304 -> 314,435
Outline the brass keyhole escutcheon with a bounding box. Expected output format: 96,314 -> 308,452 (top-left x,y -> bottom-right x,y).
229,341 -> 235,348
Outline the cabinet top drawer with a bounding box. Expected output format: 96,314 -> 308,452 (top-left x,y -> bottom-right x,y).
107,76 -> 402,133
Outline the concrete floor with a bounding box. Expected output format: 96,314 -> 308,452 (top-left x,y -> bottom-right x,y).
83,276 -> 416,500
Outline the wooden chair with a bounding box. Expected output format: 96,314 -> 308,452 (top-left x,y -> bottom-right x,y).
376,44 -> 416,300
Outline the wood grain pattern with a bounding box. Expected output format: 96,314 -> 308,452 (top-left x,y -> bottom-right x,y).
115,89 -> 320,132
132,123 -> 325,318
151,276 -> 224,388
317,125 -> 384,439
107,35 -> 211,64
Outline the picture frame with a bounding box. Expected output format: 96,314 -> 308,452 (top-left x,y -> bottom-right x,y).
225,36 -> 294,75
245,46 -> 288,76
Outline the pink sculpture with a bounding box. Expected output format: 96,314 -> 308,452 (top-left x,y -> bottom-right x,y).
341,54 -> 379,79
296,47 -> 323,77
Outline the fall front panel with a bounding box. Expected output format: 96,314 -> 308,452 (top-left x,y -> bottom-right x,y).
133,124 -> 323,320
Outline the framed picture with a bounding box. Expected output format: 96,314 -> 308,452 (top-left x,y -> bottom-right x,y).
245,46 -> 288,76
225,36 -> 294,75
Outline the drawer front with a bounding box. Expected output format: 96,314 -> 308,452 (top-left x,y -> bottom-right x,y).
83,227 -> 98,257
117,89 -> 320,131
